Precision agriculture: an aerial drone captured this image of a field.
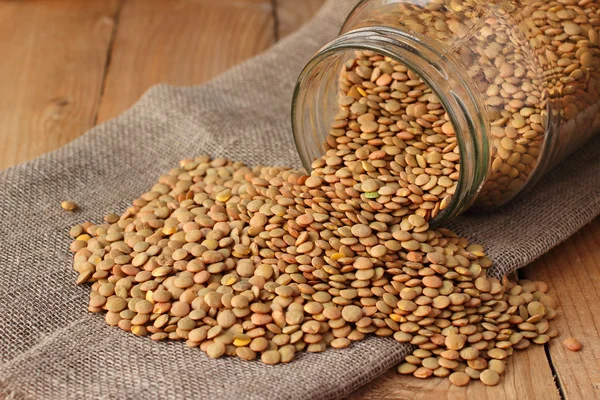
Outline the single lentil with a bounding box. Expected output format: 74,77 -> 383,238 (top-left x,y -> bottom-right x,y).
61,201 -> 78,211
563,337 -> 582,352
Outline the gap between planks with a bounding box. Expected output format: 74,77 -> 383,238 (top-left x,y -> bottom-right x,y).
93,0 -> 125,126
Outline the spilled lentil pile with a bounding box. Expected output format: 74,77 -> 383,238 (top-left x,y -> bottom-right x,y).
69,50 -> 559,388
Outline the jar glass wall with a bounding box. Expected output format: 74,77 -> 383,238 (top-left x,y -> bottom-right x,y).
293,0 -> 600,224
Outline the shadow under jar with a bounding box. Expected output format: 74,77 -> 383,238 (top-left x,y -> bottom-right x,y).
292,0 -> 600,226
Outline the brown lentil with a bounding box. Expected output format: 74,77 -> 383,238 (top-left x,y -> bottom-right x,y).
61,201 -> 78,211
449,372 -> 470,387
563,337 -> 582,352
480,369 -> 501,386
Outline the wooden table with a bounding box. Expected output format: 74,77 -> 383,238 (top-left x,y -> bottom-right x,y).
0,1 -> 597,399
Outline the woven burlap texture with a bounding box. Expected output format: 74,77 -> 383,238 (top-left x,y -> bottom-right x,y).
1,0 -> 600,399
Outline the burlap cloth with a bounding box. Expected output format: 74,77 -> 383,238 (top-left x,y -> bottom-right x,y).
1,1 -> 599,399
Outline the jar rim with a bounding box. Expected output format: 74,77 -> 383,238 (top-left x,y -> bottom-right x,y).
292,27 -> 489,226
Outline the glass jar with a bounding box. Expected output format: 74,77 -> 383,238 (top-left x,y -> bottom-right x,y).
292,0 -> 600,226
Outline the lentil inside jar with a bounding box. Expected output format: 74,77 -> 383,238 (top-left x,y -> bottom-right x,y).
293,0 -> 600,222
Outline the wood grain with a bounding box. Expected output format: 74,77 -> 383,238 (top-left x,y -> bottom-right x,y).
275,0 -> 326,39
0,0 -> 120,170
95,0 -> 275,123
348,344 -> 560,400
524,218 -> 600,400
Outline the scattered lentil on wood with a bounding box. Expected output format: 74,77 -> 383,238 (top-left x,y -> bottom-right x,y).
563,337 -> 582,351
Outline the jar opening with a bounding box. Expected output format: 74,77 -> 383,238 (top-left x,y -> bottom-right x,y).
292,27 -> 489,226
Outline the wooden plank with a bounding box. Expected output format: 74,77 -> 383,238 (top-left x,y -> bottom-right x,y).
95,0 -> 275,123
274,0 -> 326,39
348,344 -> 559,400
0,0 -> 120,170
524,218 -> 600,400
